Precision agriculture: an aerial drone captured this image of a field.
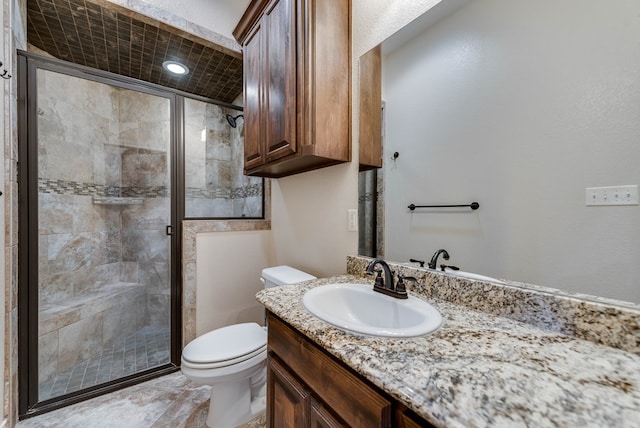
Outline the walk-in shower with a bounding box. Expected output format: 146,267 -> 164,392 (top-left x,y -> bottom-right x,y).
25,63 -> 175,408
18,52 -> 261,417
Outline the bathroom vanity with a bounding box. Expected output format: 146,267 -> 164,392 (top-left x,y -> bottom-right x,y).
267,313 -> 429,427
257,256 -> 640,427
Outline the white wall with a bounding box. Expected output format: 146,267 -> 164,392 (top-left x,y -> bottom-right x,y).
195,231 -> 274,334
382,0 -> 640,302
271,165 -> 358,277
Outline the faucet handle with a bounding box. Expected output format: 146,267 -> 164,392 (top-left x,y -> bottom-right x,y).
395,275 -> 416,296
409,258 -> 425,267
397,275 -> 417,284
440,264 -> 459,272
366,268 -> 385,287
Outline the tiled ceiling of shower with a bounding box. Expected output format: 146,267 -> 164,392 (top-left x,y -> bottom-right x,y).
27,0 -> 244,103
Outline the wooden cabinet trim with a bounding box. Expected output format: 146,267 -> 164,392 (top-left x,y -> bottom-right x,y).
309,399 -> 349,428
234,0 -> 270,43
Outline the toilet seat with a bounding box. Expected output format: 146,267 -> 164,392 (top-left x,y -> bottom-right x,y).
182,345 -> 266,369
181,322 -> 267,369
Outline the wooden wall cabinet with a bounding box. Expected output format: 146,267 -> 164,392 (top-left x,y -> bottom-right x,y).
233,0 -> 351,178
359,44 -> 383,170
267,313 -> 434,427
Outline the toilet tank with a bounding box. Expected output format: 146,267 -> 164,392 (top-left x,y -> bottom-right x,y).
261,265 -> 316,288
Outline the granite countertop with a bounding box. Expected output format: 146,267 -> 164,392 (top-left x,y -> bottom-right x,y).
257,272 -> 640,428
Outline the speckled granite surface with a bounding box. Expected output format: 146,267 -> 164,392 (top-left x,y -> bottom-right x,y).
347,256 -> 640,353
257,258 -> 640,428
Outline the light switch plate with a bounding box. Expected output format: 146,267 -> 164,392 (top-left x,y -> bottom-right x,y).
347,209 -> 358,231
585,185 -> 639,206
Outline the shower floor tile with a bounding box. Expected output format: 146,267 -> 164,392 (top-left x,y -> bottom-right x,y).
39,326 -> 170,401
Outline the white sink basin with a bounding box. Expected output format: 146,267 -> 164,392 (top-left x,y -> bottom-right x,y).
442,268 -> 504,284
302,283 -> 443,337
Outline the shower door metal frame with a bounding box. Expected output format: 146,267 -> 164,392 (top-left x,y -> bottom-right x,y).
17,51 -> 184,418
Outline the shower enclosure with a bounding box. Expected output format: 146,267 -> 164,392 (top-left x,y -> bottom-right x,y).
18,54 -> 178,416
18,51 -> 260,417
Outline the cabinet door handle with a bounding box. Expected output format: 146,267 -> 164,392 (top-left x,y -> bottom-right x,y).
166,225 -> 173,236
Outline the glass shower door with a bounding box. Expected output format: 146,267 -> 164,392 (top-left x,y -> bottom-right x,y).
34,67 -> 173,401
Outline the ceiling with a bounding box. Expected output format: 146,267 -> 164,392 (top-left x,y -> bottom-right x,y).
26,0 -> 244,104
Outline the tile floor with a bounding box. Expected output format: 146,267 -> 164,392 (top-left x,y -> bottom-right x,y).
17,372 -> 267,428
40,326 -> 171,401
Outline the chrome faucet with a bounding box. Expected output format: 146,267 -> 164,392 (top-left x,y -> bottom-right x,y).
428,249 -> 450,270
365,259 -> 412,299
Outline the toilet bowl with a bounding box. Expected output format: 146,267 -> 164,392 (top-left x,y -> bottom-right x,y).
181,266 -> 316,428
181,323 -> 268,427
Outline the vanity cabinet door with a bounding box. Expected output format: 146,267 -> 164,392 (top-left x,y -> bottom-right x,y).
268,355 -> 310,427
268,353 -> 349,428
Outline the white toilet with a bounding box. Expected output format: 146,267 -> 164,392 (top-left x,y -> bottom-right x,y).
181,266 -> 316,428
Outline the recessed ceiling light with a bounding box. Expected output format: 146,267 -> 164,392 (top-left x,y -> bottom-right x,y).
162,60 -> 189,76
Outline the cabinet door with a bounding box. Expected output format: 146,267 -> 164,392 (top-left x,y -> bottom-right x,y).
358,44 -> 382,170
268,356 -> 309,427
264,0 -> 297,161
243,19 -> 265,171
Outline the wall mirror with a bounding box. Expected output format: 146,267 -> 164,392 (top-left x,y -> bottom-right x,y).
358,0 -> 640,304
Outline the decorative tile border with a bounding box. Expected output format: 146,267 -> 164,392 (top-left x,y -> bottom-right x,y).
39,178 -> 263,201
185,187 -> 231,199
185,183 -> 262,200
38,178 -> 168,198
357,191 -> 377,203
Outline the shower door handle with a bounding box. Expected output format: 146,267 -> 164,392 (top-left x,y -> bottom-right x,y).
166,225 -> 173,236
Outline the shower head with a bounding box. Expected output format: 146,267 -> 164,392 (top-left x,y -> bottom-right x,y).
226,114 -> 244,128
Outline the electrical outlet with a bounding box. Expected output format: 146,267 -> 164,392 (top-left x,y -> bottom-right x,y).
347,209 -> 358,231
585,185 -> 639,206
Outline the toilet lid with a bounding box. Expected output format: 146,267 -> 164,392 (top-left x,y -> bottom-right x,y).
182,322 -> 267,364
